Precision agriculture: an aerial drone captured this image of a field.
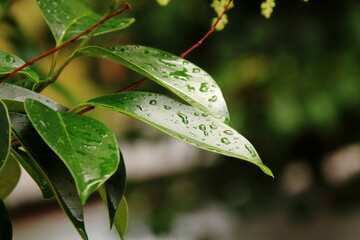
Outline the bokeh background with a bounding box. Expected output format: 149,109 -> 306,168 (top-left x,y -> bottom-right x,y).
1,0 -> 360,239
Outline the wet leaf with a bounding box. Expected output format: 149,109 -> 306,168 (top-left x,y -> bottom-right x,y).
73,45 -> 230,123
99,151 -> 126,227
0,154 -> 21,199
10,148 -> 54,199
0,50 -> 39,83
0,100 -> 10,169
36,0 -> 135,45
114,197 -> 129,240
11,112 -> 88,239
0,83 -> 68,112
24,99 -> 120,203
0,199 -> 12,240
80,92 -> 273,177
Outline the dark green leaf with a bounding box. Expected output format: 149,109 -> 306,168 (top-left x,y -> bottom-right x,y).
0,154 -> 21,199
0,83 -> 68,112
114,197 -> 128,240
0,199 -> 12,240
0,50 -> 39,83
73,45 -> 230,123
36,0 -> 135,45
81,92 -> 273,177
10,148 -> 54,199
10,113 -> 88,239
101,151 -> 126,227
24,99 -> 120,203
0,100 -> 10,169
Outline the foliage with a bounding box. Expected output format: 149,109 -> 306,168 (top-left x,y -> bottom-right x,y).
0,0 -> 273,239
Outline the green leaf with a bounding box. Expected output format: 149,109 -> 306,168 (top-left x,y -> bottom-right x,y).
10,148 -> 54,199
73,45 -> 230,123
80,92 -> 273,177
100,151 -> 126,227
0,199 -> 12,240
36,0 -> 135,45
0,100 -> 10,169
113,197 -> 129,240
10,113 -> 88,239
0,154 -> 21,199
0,50 -> 40,83
24,99 -> 120,203
0,83 -> 68,112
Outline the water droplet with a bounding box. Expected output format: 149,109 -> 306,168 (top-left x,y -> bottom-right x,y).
159,59 -> 177,67
199,124 -> 206,131
199,83 -> 209,92
136,105 -> 143,111
194,112 -> 199,116
164,105 -> 171,110
202,113 -> 209,117
208,95 -> 218,102
221,137 -> 231,145
245,144 -> 257,157
223,130 -> 234,135
170,68 -> 190,82
210,125 -> 217,130
149,100 -> 157,105
5,55 -> 15,63
186,85 -> 195,92
192,68 -> 200,73
203,131 -> 209,136
177,112 -> 189,124
143,50 -> 150,54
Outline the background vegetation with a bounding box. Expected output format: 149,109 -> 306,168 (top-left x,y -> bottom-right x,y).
1,0 -> 360,239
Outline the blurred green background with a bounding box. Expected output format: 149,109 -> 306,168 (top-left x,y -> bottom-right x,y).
1,0 -> 360,239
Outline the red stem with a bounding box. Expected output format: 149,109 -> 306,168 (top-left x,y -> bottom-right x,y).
75,0 -> 233,115
0,3 -> 131,83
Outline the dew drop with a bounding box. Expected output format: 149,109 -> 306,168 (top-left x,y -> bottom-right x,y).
164,105 -> 171,110
221,137 -> 231,145
245,144 -> 257,157
194,112 -> 199,116
149,100 -> 157,105
202,113 -> 209,117
210,125 -> 217,130
199,83 -> 209,92
177,112 -> 189,124
208,95 -> 218,102
5,55 -> 15,63
199,124 -> 206,131
170,68 -> 190,82
143,50 -> 150,54
136,105 -> 143,111
223,130 -> 234,135
186,85 -> 195,92
192,68 -> 200,73
203,131 -> 209,136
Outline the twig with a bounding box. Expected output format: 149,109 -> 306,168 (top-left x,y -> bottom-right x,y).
0,3 -> 131,83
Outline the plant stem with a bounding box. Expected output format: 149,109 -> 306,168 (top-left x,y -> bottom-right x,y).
0,3 -> 132,84
74,0 -> 233,115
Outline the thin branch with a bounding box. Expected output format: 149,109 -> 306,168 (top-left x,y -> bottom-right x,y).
0,3 -> 131,83
74,0 -> 233,115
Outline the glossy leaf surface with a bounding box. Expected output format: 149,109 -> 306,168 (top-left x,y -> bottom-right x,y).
0,155 -> 21,199
114,197 -> 129,240
0,83 -> 68,112
0,100 -> 10,169
74,45 -> 230,123
36,0 -> 135,45
10,113 -> 88,239
0,199 -> 12,240
81,92 -> 273,177
25,99 -> 120,203
0,50 -> 39,83
103,151 -> 126,226
10,148 -> 54,199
